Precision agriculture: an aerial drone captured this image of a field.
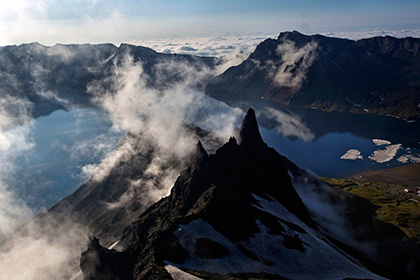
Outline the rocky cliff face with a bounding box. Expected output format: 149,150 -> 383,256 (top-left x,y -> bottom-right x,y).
80,109 -> 385,280
205,31 -> 420,119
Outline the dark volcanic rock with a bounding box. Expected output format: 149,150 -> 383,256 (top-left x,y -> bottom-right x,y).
79,108 -> 419,280
80,237 -> 129,280
238,108 -> 266,151
194,238 -> 229,259
206,31 -> 420,119
82,109 -> 386,280
74,108 -> 418,279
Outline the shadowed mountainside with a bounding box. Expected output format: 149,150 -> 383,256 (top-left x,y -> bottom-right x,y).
206,31 -> 420,119
0,42 -> 216,118
79,109 -> 395,280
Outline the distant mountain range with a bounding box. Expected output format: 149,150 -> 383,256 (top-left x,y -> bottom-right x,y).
1,31 -> 420,119
0,42 -> 216,117
206,31 -> 420,119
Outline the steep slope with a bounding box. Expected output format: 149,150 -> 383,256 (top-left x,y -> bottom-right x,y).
320,176 -> 420,240
0,122 -> 222,280
206,31 -> 420,119
37,123 -> 223,245
80,109 -> 384,280
289,164 -> 420,279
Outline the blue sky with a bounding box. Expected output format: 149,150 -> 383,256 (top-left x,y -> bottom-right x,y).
1,0 -> 420,45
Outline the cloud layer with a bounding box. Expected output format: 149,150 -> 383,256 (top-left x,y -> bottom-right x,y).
0,48 -> 243,279
0,95 -> 34,235
130,34 -> 276,75
0,94 -> 86,280
268,39 -> 318,92
85,52 -> 243,209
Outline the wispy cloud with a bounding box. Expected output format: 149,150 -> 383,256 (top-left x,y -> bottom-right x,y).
267,39 -> 318,93
0,216 -> 87,280
0,95 -> 34,235
0,78 -> 96,280
85,52 -> 242,210
262,107 -> 315,141
0,94 -> 82,280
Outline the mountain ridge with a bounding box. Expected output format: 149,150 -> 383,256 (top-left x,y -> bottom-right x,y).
205,31 -> 420,119
0,41 -> 217,118
79,109 -> 386,280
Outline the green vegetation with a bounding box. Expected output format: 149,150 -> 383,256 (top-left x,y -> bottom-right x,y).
320,177 -> 420,240
348,163 -> 420,186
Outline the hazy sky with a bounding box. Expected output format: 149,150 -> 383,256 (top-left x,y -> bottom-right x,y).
1,0 -> 420,46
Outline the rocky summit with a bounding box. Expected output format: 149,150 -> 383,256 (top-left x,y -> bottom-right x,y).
80,109 -> 384,280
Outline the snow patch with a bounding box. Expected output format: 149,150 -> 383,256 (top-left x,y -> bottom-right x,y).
108,240 -> 120,250
397,154 -> 420,164
345,97 -> 361,107
372,139 -> 391,146
165,264 -> 203,280
250,194 -> 385,280
369,144 -> 402,163
340,149 -> 363,160
172,215 -> 384,280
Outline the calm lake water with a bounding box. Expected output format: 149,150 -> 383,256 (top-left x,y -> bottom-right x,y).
11,108 -> 123,210
9,104 -> 420,211
261,128 -> 417,178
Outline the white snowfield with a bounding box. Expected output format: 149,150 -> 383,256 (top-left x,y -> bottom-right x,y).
397,154 -> 420,164
340,149 -> 363,160
165,264 -> 203,280
166,195 -> 385,280
372,139 -> 392,146
369,144 -> 402,163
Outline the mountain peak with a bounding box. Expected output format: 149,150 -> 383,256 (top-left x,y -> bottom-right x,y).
277,30 -> 307,40
238,108 -> 266,150
190,141 -> 209,169
79,110 -> 384,280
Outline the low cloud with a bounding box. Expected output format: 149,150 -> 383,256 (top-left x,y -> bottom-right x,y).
291,178 -> 376,255
84,52 -> 243,210
0,71 -> 94,280
0,95 -> 34,235
0,216 -> 87,280
320,28 -> 420,40
267,39 -> 318,92
0,94 -> 85,280
262,107 -> 315,141
131,34 -> 276,74
0,40 -> 244,279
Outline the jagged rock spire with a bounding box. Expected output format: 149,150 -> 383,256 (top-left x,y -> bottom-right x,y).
191,141 -> 209,167
238,108 -> 266,150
